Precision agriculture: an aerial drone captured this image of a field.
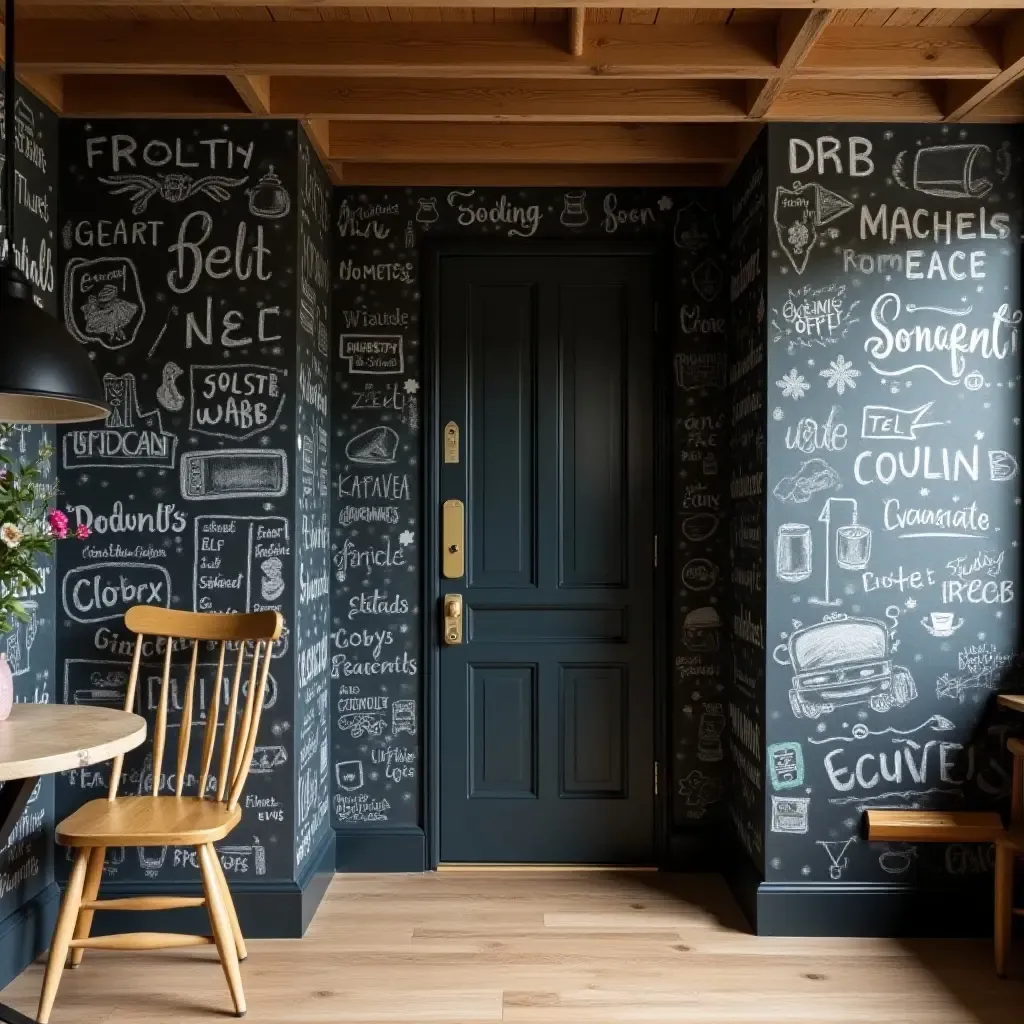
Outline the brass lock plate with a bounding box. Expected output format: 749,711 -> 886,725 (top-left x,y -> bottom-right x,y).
443,593 -> 463,645
444,422 -> 460,464
442,499 -> 464,578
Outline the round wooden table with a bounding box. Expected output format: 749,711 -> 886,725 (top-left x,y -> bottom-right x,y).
0,704 -> 146,1024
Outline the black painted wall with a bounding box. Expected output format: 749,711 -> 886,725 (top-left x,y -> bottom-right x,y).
763,124 -> 1023,892
727,133 -> 769,878
54,119 -> 330,895
293,128 -> 333,875
0,78 -> 60,953
331,186 -> 730,867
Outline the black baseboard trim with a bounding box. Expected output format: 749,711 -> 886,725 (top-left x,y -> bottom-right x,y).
334,826 -> 426,872
0,883 -> 61,989
82,831 -> 336,939
752,881 -> 996,937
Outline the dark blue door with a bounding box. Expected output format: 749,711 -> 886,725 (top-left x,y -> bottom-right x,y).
438,253 -> 656,863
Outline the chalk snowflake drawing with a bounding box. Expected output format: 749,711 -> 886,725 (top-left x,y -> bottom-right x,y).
776,369 -> 810,401
820,355 -> 860,395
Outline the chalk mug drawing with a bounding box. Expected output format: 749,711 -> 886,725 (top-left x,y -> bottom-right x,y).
776,523 -> 812,582
774,616 -> 918,719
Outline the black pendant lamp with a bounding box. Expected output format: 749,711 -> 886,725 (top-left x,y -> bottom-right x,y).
0,0 -> 106,424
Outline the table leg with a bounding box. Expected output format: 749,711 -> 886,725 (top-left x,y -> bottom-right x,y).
0,776 -> 45,1024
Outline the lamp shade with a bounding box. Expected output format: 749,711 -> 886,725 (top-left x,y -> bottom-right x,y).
0,267 -> 108,424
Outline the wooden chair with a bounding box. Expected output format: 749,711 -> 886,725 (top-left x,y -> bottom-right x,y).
38,606 -> 283,1023
995,736 -> 1024,977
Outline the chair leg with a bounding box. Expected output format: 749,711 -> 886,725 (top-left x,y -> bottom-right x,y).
199,843 -> 246,1017
37,848 -> 89,1024
994,842 -> 1013,978
210,846 -> 248,961
70,846 -> 106,969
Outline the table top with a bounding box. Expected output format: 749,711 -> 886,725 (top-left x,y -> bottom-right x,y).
998,693 -> 1024,714
0,704 -> 146,781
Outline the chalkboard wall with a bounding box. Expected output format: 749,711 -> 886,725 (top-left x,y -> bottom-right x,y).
55,119 -> 325,895
331,186 -> 729,866
0,79 -> 59,933
759,125 -> 1023,917
727,133 -> 768,878
293,129 -> 333,875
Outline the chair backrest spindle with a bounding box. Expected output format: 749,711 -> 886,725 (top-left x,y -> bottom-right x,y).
216,642 -> 248,802
119,607 -> 282,806
108,636 -> 144,801
198,640 -> 226,799
150,640 -> 174,797
174,641 -> 200,797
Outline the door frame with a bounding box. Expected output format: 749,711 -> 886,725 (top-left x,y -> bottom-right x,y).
421,238 -> 673,870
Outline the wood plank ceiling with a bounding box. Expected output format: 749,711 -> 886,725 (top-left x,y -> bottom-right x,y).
6,2 -> 1024,185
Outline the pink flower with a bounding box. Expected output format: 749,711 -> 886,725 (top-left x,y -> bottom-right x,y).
75,524 -> 91,540
47,509 -> 68,539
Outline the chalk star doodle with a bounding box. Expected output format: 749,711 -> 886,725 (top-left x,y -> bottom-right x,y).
98,172 -> 249,215
776,369 -> 810,400
819,355 -> 860,395
399,530 -> 415,547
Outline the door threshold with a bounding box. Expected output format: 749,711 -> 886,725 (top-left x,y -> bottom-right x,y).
437,863 -> 658,872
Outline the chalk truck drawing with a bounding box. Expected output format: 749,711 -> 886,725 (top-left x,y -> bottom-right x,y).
775,617 -> 918,719
181,449 -> 288,501
773,182 -> 854,275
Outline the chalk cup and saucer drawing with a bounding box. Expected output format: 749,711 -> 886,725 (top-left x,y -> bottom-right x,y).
921,612 -> 964,638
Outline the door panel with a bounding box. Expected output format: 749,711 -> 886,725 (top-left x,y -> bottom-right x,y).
439,253 -> 655,864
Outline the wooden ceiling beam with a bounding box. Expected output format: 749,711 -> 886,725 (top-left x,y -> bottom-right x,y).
15,21 -> 776,79
335,162 -> 724,187
16,0 -> 1024,9
569,8 -> 585,58
770,79 -> 944,120
61,76 -> 249,117
0,25 -> 63,112
269,78 -> 747,121
944,14 -> 1024,120
302,118 -> 341,184
327,122 -> 741,165
799,26 -> 999,80
227,74 -> 271,115
747,9 -> 832,119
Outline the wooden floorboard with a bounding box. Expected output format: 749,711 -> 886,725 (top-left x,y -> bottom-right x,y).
1,871 -> 1020,1022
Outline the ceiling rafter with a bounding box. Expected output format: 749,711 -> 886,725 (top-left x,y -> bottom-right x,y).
14,20 -> 1001,82
228,74 -> 271,115
327,122 -> 741,164
14,0 -> 1024,9
944,13 -> 1024,120
748,9 -> 832,118
334,163 -> 724,187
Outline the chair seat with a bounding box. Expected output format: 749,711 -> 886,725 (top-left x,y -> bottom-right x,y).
57,797 -> 242,847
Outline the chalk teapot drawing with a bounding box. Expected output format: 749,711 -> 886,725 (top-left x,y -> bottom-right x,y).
774,617 -> 917,719
247,166 -> 291,220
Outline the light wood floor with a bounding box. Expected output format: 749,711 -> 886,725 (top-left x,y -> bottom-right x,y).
1,871 -> 1020,1023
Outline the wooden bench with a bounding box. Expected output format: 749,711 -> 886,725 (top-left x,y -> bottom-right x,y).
865,809 -> 1006,844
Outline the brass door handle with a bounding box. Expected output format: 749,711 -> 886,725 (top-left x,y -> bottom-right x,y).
444,594 -> 463,645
